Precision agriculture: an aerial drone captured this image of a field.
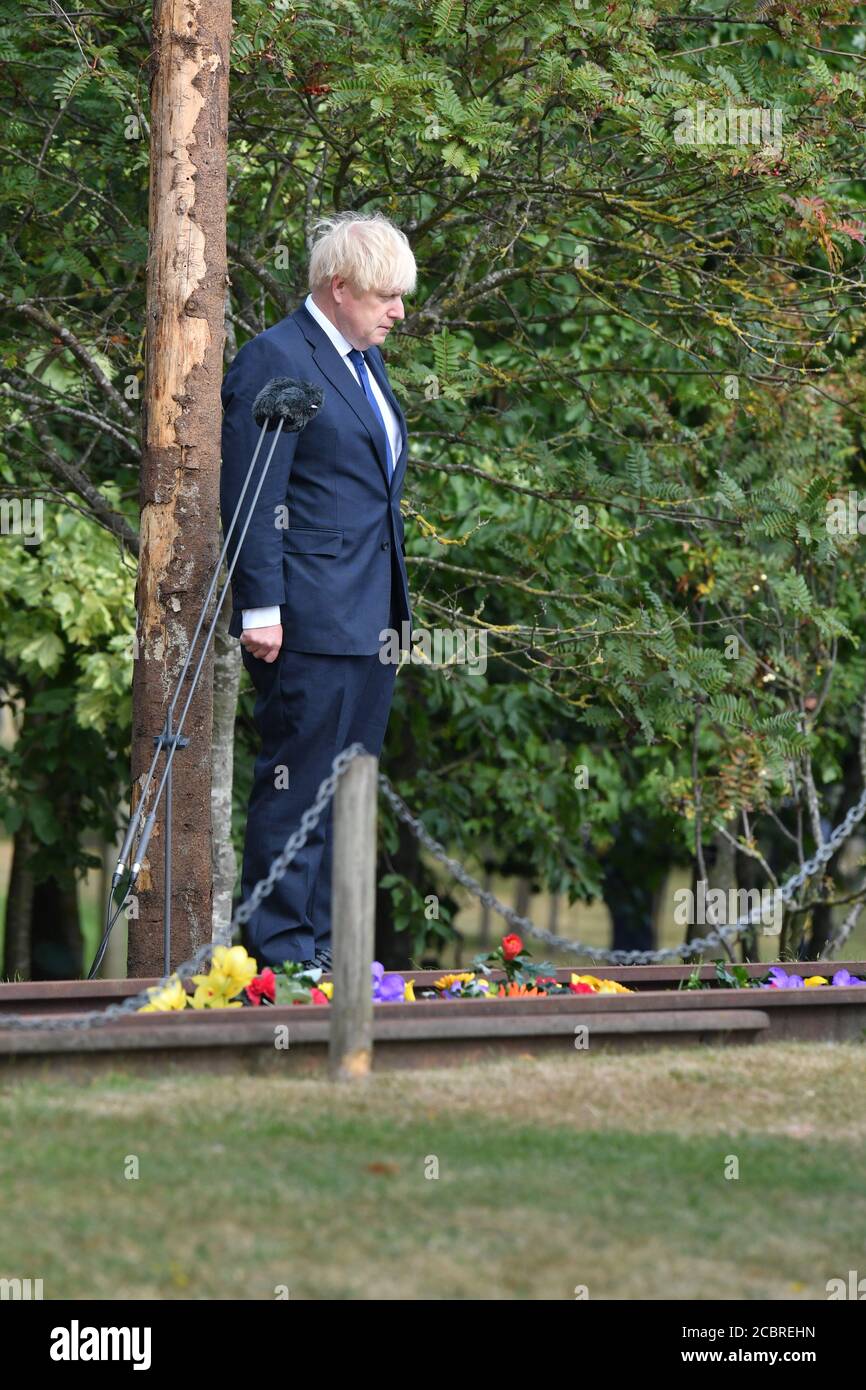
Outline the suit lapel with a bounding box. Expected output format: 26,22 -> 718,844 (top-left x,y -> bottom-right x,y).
364,347 -> 408,494
290,303 -> 392,490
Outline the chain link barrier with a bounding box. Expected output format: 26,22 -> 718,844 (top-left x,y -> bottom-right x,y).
378,774 -> 866,965
4,744 -> 866,1032
0,743 -> 367,1034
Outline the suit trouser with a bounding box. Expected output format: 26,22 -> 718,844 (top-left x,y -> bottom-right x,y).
238,598 -> 399,969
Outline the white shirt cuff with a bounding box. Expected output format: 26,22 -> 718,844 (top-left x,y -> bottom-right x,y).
242,605 -> 281,630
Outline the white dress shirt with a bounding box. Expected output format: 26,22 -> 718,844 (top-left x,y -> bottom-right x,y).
242,293 -> 401,632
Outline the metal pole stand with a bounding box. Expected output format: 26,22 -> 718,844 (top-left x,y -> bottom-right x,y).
153,706 -> 190,976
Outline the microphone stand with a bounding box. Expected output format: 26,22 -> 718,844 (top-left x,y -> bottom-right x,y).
88,407 -> 291,980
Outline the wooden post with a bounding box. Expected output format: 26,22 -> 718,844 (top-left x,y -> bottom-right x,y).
329,755 -> 378,1080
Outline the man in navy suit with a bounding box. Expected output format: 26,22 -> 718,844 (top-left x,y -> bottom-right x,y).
220,212 -> 416,970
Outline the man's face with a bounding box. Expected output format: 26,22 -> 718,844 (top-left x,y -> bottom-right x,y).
330,277 -> 405,350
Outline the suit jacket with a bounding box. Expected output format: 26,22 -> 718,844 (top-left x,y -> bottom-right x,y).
219,301 -> 412,654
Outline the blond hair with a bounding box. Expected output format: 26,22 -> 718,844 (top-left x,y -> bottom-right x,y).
307,211 -> 417,296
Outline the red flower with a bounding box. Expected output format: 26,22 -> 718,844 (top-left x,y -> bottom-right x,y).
569,982 -> 594,995
502,933 -> 524,961
246,968 -> 276,1006
311,987 -> 329,1005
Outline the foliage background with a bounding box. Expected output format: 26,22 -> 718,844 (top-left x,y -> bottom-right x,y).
3,0 -> 866,972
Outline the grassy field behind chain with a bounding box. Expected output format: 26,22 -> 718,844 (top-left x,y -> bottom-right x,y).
1,1043 -> 864,1300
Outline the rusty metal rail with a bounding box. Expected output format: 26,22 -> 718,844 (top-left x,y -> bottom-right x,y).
1,962 -> 864,1077
2,959 -> 863,1016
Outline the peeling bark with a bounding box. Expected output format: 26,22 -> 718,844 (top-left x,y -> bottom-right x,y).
130,0 -> 230,975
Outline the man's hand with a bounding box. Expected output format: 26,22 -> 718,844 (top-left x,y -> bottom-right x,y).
241,623 -> 283,662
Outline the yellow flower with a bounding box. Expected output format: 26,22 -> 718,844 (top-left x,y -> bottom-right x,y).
211,945 -> 258,995
191,986 -> 243,1010
433,972 -> 475,990
190,975 -> 244,1009
190,945 -> 258,1008
138,976 -> 187,1012
318,980 -> 334,1000
804,975 -> 828,987
570,973 -> 632,994
404,979 -> 415,1002
190,981 -> 216,1009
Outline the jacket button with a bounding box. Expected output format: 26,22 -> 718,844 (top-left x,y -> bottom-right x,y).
381,541 -> 390,551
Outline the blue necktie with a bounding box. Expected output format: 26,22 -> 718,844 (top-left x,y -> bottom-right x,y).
347,347 -> 394,482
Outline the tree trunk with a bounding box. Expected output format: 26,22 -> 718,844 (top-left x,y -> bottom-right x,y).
3,823 -> 35,980
130,0 -> 230,974
605,817 -> 657,954
706,821 -> 743,956
548,891 -> 560,934
30,871 -> 82,981
478,865 -> 493,948
513,876 -> 532,920
809,746 -> 861,958
736,843 -> 763,960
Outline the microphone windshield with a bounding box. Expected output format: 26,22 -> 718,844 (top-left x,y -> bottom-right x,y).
252,377 -> 324,431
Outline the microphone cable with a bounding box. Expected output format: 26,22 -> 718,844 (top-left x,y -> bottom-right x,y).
87,862 -> 135,980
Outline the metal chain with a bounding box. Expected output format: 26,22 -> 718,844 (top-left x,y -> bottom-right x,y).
232,741 -> 366,927
0,743 -> 367,1033
825,899 -> 865,958
4,745 -> 865,1032
377,775 -> 866,965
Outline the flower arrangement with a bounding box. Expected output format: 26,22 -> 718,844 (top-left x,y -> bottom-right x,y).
139,946 -> 259,1011
760,966 -> 865,990
681,960 -> 866,992
569,973 -> 634,996
138,952 -> 336,1012
135,937 -> 636,1013
137,939 -> 866,1015
269,961 -> 332,1006
420,936 -> 635,1000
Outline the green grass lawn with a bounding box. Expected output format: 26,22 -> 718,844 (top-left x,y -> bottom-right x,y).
1,1042 -> 864,1300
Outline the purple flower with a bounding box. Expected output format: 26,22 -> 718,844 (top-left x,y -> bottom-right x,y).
371,961 -> 406,1003
832,969 -> 865,987
762,966 -> 804,990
